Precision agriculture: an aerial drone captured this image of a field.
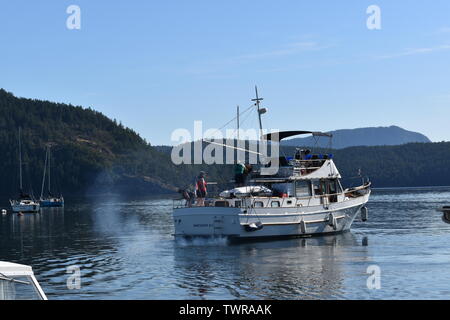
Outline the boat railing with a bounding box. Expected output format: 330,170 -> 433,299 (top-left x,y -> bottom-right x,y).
344,182 -> 371,198
252,159 -> 325,178
173,199 -> 187,209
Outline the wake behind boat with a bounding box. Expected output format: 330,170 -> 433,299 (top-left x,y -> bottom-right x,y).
173,90 -> 371,241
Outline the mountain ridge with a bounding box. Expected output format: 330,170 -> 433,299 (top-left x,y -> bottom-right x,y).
282,125 -> 431,149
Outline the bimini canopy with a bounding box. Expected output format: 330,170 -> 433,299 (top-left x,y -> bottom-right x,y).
262,131 -> 333,142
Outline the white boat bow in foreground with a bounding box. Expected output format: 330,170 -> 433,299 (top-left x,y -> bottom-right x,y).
0,261 -> 47,300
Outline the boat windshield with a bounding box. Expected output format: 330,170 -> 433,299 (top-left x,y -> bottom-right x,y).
0,274 -> 44,300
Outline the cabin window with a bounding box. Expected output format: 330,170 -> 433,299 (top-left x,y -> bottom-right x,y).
296,181 -> 311,198
312,180 -> 324,196
253,201 -> 264,208
272,183 -> 293,197
328,179 -> 339,203
271,201 -> 280,207
215,201 -> 229,207
329,180 -> 338,195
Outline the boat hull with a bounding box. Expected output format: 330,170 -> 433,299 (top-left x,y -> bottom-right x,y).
173,193 -> 370,240
40,199 -> 64,208
10,202 -> 40,213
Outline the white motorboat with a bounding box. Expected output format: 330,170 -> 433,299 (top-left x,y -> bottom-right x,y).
173,90 -> 371,241
0,261 -> 47,300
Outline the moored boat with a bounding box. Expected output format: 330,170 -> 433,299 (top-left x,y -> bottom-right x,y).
10,128 -> 40,214
39,144 -> 64,208
10,197 -> 40,214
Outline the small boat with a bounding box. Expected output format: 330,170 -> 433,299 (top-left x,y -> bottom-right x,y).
173,89 -> 371,241
438,206 -> 450,224
9,128 -> 40,213
39,145 -> 64,208
0,261 -> 47,300
10,195 -> 40,214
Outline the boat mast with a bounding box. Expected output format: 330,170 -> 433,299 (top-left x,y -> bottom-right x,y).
40,147 -> 48,199
48,145 -> 51,194
18,127 -> 22,191
251,86 -> 264,140
236,105 -> 240,141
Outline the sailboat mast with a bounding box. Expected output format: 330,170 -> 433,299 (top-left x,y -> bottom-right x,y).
48,146 -> 51,193
237,105 -> 240,141
40,147 -> 48,199
251,86 -> 264,140
18,127 -> 22,191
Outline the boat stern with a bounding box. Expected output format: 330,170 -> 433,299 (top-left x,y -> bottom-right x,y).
173,206 -> 242,238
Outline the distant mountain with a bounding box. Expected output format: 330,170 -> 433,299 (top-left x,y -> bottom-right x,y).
282,126 -> 431,149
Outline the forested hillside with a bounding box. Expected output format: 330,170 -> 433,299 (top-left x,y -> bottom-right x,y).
281,143 -> 450,188
0,89 -> 230,197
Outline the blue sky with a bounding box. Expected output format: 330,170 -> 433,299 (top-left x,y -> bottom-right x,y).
1,1 -> 450,145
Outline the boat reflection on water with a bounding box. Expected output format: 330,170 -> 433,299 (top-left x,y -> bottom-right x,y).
2,207 -> 65,236
173,232 -> 371,299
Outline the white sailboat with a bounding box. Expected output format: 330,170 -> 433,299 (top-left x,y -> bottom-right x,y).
39,144 -> 64,208
9,128 -> 40,213
172,89 -> 371,241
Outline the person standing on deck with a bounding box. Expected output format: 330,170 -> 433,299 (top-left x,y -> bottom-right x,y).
234,162 -> 246,187
195,171 -> 207,206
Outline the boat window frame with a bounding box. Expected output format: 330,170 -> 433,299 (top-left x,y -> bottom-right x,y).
295,180 -> 312,198
253,201 -> 264,208
271,201 -> 281,208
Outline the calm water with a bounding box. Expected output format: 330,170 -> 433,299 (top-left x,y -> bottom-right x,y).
1,187 -> 450,300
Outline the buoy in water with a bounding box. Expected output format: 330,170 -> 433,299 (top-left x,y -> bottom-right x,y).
361,206 -> 368,222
